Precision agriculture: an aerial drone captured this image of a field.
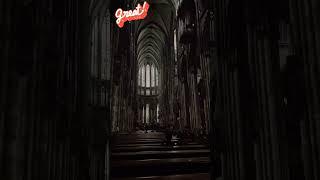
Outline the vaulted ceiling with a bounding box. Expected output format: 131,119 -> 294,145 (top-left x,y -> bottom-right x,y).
134,0 -> 176,69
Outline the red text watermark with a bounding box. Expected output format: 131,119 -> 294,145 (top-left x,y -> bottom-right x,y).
115,1 -> 150,28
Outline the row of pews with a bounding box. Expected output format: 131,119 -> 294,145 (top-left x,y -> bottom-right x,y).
110,130 -> 211,179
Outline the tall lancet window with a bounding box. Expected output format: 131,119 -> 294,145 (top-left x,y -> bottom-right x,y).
146,64 -> 150,95
141,65 -> 145,87
151,65 -> 155,87
146,64 -> 150,88
155,68 -> 159,86
138,68 -> 141,86
138,62 -> 159,96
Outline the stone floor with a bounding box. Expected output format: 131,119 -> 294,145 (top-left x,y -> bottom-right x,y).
111,130 -> 210,179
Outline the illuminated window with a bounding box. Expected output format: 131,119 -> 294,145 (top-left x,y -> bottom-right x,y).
138,62 -> 159,96
151,65 -> 155,87
141,65 -> 145,87
146,64 -> 150,87
155,68 -> 159,86
138,68 -> 141,86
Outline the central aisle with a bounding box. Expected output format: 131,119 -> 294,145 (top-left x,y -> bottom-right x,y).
111,131 -> 210,179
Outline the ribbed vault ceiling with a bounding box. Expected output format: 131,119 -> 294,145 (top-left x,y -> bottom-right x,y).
135,0 -> 176,69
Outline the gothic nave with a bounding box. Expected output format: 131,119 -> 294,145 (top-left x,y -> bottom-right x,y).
1,0 -> 320,180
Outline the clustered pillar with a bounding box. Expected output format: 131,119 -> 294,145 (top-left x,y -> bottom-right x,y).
175,0 -> 212,136
210,0 -> 320,179
0,0 -> 115,179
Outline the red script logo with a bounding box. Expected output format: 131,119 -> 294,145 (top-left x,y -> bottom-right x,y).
115,2 -> 150,28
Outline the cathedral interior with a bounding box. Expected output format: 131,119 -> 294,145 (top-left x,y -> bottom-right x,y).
1,0 -> 320,179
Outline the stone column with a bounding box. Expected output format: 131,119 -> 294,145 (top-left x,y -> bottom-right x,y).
254,143 -> 262,180
142,106 -> 145,124
144,64 -> 146,95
